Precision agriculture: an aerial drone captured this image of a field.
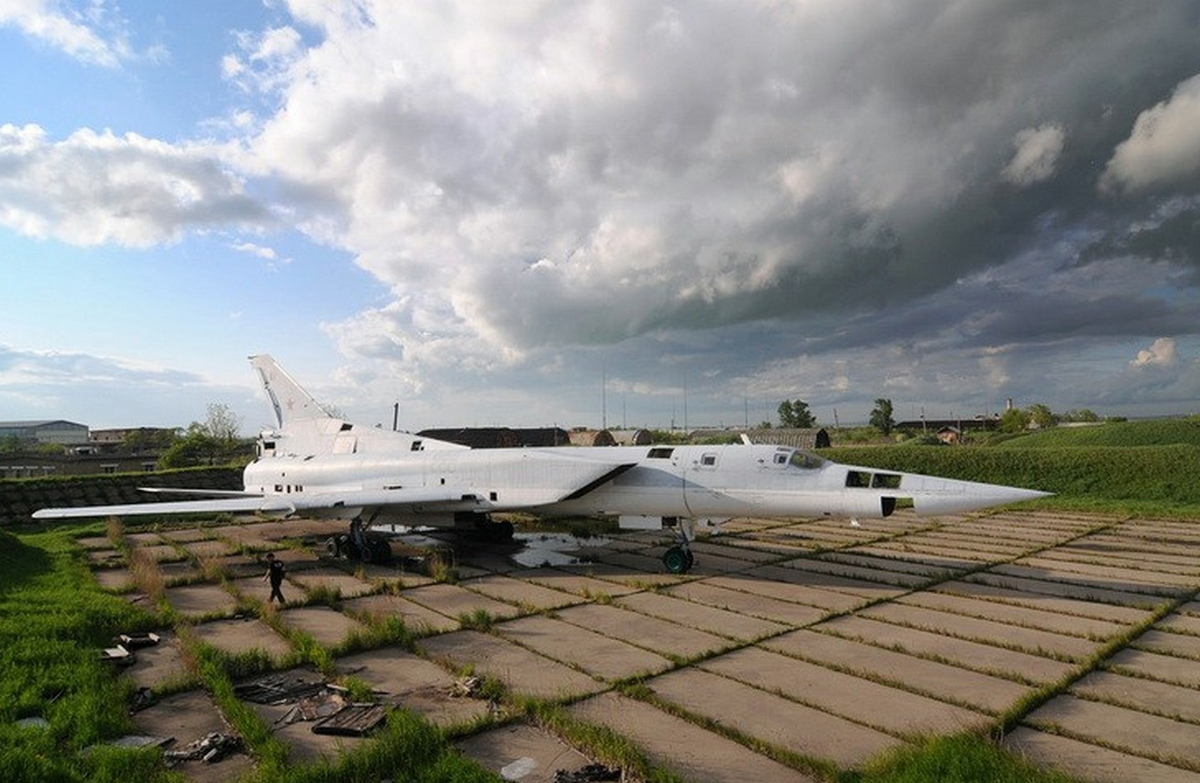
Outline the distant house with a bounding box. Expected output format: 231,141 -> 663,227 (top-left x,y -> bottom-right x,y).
937,426 -> 962,445
745,428 -> 831,450
0,420 -> 89,446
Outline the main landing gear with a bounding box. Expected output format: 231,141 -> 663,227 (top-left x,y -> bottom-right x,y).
661,517 -> 696,574
326,519 -> 392,564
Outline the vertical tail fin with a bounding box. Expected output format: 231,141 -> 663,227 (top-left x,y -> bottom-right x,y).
249,355 -> 333,429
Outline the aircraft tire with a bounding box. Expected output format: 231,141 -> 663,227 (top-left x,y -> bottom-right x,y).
685,550 -> 695,571
663,546 -> 690,574
325,537 -> 340,558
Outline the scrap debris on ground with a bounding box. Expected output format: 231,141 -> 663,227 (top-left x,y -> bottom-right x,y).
163,732 -> 243,765
236,670 -> 390,737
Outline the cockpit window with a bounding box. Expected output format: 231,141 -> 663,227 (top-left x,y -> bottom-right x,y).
789,450 -> 824,470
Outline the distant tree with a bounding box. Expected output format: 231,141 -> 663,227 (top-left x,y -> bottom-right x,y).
998,407 -> 1031,433
158,426 -> 223,469
122,428 -> 180,452
157,404 -> 245,468
1026,403 -> 1057,429
1062,409 -> 1100,423
756,421 -> 773,430
869,398 -> 895,436
202,403 -> 242,444
0,434 -> 21,453
778,399 -> 816,429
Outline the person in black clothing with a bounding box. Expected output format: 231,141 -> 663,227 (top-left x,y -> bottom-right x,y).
263,552 -> 285,603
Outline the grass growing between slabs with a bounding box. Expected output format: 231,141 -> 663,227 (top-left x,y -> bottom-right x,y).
0,520 -> 1172,783
0,526 -> 179,783
850,734 -> 1089,783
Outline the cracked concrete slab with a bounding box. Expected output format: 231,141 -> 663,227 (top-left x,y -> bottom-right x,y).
816,615 -> 1074,684
1025,695 -> 1200,769
456,721 -> 594,783
130,689 -> 253,783
403,582 -> 522,621
336,647 -> 490,728
554,602 -> 730,660
419,630 -> 602,700
617,590 -> 787,641
1005,727 -> 1200,783
1107,648 -> 1200,688
762,629 -> 1032,715
569,691 -> 819,783
495,613 -> 671,681
278,606 -> 367,648
190,617 -> 293,661
514,566 -> 641,598
341,592 -> 460,634
896,590 -> 1127,639
662,579 -> 830,626
698,646 -> 990,737
858,602 -> 1102,660
1072,671 -> 1200,723
647,667 -> 903,768
460,573 -> 583,610
165,583 -> 238,617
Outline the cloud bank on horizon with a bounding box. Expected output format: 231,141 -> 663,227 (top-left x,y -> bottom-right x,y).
1,1 -> 1199,430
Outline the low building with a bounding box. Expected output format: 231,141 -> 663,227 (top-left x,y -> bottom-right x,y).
611,429 -> 653,446
0,420 -> 89,446
568,429 -> 616,447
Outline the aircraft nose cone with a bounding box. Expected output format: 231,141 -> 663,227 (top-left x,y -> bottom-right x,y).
908,476 -> 1052,515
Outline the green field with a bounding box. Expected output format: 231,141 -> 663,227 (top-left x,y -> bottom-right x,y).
990,417 -> 1200,449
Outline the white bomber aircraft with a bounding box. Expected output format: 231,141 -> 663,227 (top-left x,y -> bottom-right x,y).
34,355 -> 1050,573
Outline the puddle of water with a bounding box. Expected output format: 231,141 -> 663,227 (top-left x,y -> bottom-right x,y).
510,532 -> 611,568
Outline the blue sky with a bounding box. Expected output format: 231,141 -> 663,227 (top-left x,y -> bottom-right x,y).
2,1 -> 1200,435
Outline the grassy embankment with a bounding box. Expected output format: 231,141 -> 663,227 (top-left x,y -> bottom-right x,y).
825,417 -> 1200,518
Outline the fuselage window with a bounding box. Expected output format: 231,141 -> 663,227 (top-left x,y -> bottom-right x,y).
411,440 -> 424,451
648,447 -> 674,459
872,473 -> 902,489
845,471 -> 870,488
274,484 -> 284,492
774,453 -> 788,465
700,454 -> 717,467
789,451 -> 824,469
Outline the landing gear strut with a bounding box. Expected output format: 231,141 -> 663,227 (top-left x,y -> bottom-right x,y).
661,518 -> 696,574
466,513 -> 514,543
325,519 -> 392,564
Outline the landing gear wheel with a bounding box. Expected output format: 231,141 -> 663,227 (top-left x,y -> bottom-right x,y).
663,546 -> 691,574
685,549 -> 695,571
371,539 -> 391,563
325,537 -> 341,558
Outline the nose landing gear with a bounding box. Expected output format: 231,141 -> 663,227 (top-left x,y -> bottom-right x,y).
661,517 -> 697,574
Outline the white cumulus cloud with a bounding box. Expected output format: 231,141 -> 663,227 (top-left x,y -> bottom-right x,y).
1101,72 -> 1200,194
1001,123 -> 1066,186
